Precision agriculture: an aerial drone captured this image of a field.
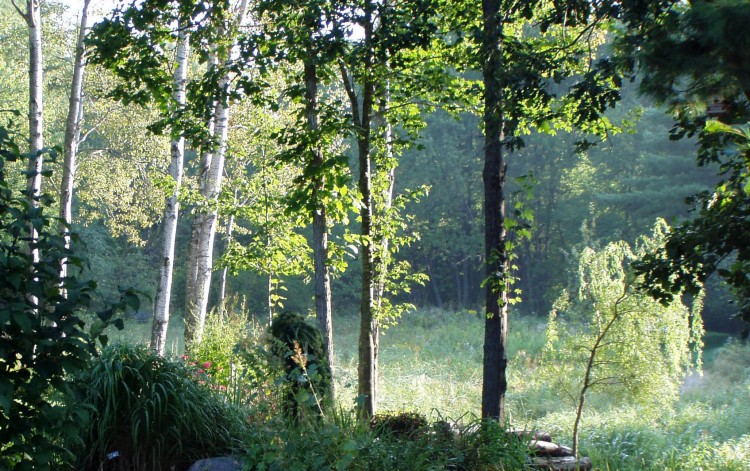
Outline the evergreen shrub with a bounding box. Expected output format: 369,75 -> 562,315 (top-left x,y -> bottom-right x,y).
267,311 -> 332,419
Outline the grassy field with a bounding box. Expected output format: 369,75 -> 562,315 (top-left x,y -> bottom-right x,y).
111,308 -> 750,470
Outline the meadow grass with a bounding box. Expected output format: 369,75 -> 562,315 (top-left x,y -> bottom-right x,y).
108,307 -> 750,470
332,308 -> 750,470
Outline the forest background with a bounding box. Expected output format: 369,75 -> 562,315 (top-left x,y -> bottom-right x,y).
0,0 -> 743,333
2,0 -> 750,469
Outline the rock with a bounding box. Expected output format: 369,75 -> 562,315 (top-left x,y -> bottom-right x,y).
529,440 -> 574,457
187,456 -> 246,471
531,456 -> 593,470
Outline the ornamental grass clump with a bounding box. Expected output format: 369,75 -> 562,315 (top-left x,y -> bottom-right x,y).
69,344 -> 245,470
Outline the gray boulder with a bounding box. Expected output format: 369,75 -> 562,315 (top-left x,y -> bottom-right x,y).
187,456 -> 246,471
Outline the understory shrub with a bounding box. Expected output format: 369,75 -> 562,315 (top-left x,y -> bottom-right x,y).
268,311 -> 332,419
241,410 -> 528,471
0,127 -> 132,469
186,309 -> 277,408
369,411 -> 430,439
68,344 -> 246,470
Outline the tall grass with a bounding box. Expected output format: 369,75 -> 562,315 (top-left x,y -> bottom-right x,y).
333,309 -> 548,418
331,308 -> 750,470
68,344 -> 245,470
102,307 -> 749,470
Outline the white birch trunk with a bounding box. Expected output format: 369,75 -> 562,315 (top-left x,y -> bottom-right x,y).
184,1 -> 248,346
17,0 -> 44,278
151,31 -> 189,356
184,72 -> 229,347
184,95 -> 215,333
59,0 -> 90,285
217,201 -> 235,315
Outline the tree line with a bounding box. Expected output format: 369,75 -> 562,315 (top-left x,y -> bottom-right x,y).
2,0 -> 748,424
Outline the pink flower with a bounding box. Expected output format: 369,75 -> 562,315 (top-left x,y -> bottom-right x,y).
202,361 -> 212,369
197,369 -> 204,374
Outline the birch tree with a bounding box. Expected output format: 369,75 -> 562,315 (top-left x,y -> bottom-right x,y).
11,0 -> 43,270
151,30 -> 189,355
59,0 -> 90,285
184,0 -> 249,346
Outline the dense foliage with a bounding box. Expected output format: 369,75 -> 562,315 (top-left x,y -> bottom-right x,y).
268,310 -> 332,419
622,0 -> 750,331
0,124 -> 132,469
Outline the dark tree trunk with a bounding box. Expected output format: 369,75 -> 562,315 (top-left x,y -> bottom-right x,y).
304,50 -> 335,393
481,0 -> 509,423
340,0 -> 377,414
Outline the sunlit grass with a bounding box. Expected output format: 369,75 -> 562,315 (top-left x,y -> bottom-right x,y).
93,313 -> 185,356
107,306 -> 750,470
333,308 -> 750,470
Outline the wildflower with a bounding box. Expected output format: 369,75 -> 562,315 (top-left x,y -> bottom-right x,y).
202,361 -> 212,369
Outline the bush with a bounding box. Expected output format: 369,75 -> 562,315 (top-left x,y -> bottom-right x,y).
268,311 -> 332,419
186,309 -> 261,404
240,409 -> 528,471
370,411 -> 430,440
68,344 -> 246,470
186,310 -> 281,415
0,127 -> 132,469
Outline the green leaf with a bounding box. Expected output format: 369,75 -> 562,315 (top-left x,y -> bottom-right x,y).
704,119 -> 735,135
0,376 -> 14,415
90,318 -> 105,337
12,311 -> 32,333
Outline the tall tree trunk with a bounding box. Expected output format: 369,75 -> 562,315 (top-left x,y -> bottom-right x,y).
184,87 -> 215,336
183,1 -> 247,347
13,0 -> 44,278
304,50 -> 335,394
184,88 -> 227,346
262,150 -> 273,325
371,86 -> 395,411
428,263 -> 444,308
217,191 -> 235,315
356,125 -> 376,418
340,9 -> 376,413
151,30 -> 189,356
59,0 -> 90,287
25,0 -> 43,198
481,0 -> 509,422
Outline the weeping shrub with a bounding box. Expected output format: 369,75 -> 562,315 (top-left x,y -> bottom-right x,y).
68,344 -> 245,470
542,220 -> 704,455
